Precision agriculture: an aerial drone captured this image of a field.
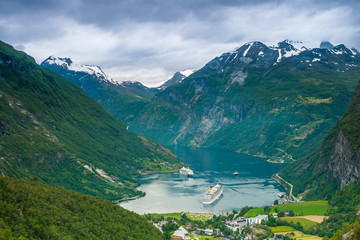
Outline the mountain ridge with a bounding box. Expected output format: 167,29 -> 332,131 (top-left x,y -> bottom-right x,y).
128,40 -> 360,162
41,56 -> 159,122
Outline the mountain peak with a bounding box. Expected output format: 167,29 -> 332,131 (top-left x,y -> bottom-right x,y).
42,56 -> 117,85
320,41 -> 334,49
159,69 -> 196,90
44,56 -> 73,67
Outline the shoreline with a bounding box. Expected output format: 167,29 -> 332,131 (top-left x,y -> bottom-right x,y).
114,169 -> 182,204
113,194 -> 144,204
234,149 -> 290,164
139,169 -> 179,176
267,159 -> 285,164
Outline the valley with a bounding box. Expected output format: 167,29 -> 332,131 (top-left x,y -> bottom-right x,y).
42,41 -> 360,164
1,39 -> 359,240
2,0 -> 360,239
128,41 -> 360,164
119,146 -> 285,214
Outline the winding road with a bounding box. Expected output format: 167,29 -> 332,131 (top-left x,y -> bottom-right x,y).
275,173 -> 298,202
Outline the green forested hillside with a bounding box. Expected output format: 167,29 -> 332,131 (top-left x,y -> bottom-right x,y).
41,56 -> 159,122
0,41 -> 181,201
280,80 -> 360,199
309,181 -> 360,238
0,176 -> 163,240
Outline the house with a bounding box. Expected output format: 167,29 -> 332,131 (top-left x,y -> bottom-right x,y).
246,215 -> 268,225
284,210 -> 290,216
275,234 -> 283,239
225,217 -> 247,231
158,220 -> 168,226
204,229 -> 214,235
172,226 -> 191,240
273,213 -> 278,218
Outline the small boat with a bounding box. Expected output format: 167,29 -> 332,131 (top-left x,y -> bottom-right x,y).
233,171 -> 238,176
202,183 -> 223,205
179,167 -> 194,176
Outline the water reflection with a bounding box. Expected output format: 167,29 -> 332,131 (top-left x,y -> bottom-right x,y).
120,146 -> 286,214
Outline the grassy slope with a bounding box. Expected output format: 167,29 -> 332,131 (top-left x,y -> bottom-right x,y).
275,201 -> 332,216
280,218 -> 319,231
270,229 -> 322,240
244,201 -> 332,217
0,176 -> 163,240
0,40 -> 181,201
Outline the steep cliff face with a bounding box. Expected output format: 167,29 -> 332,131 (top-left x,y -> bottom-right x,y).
322,85 -> 360,188
130,41 -> 360,161
280,84 -> 360,198
327,130 -> 360,188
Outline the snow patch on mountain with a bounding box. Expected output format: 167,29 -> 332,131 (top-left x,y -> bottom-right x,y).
330,49 -> 344,55
44,56 -> 119,85
180,69 -> 196,77
276,49 -> 282,63
283,48 -> 301,58
267,40 -> 321,51
242,42 -> 254,57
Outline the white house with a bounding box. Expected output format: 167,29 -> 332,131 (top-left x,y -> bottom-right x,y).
172,226 -> 191,240
225,217 -> 247,231
246,215 -> 268,225
204,229 -> 214,235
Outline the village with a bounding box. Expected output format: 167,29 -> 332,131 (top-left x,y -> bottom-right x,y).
147,200 -> 330,240
151,213 -> 270,240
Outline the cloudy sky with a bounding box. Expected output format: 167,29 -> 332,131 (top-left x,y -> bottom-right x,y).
1,0 -> 360,87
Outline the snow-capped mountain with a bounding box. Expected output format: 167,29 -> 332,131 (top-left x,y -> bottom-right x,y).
129,40 -> 360,163
159,69 -> 197,90
206,40 -> 360,72
43,56 -> 119,85
41,56 -> 159,121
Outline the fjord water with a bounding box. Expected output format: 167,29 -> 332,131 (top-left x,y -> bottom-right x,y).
120,146 -> 285,214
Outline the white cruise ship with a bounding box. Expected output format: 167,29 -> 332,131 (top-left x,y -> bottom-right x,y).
202,183 -> 223,205
179,167 -> 194,176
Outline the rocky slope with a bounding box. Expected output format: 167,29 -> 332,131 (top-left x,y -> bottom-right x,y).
0,41 -> 181,201
129,40 -> 360,161
41,56 -> 159,122
280,78 -> 360,199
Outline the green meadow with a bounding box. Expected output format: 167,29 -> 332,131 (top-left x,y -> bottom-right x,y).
243,200 -> 332,217
280,218 -> 319,231
275,201 -> 332,216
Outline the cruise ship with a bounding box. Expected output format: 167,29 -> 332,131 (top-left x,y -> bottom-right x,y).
202,183 -> 223,205
179,167 -> 194,176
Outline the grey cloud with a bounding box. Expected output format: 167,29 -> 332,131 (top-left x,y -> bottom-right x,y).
1,0 -> 360,86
